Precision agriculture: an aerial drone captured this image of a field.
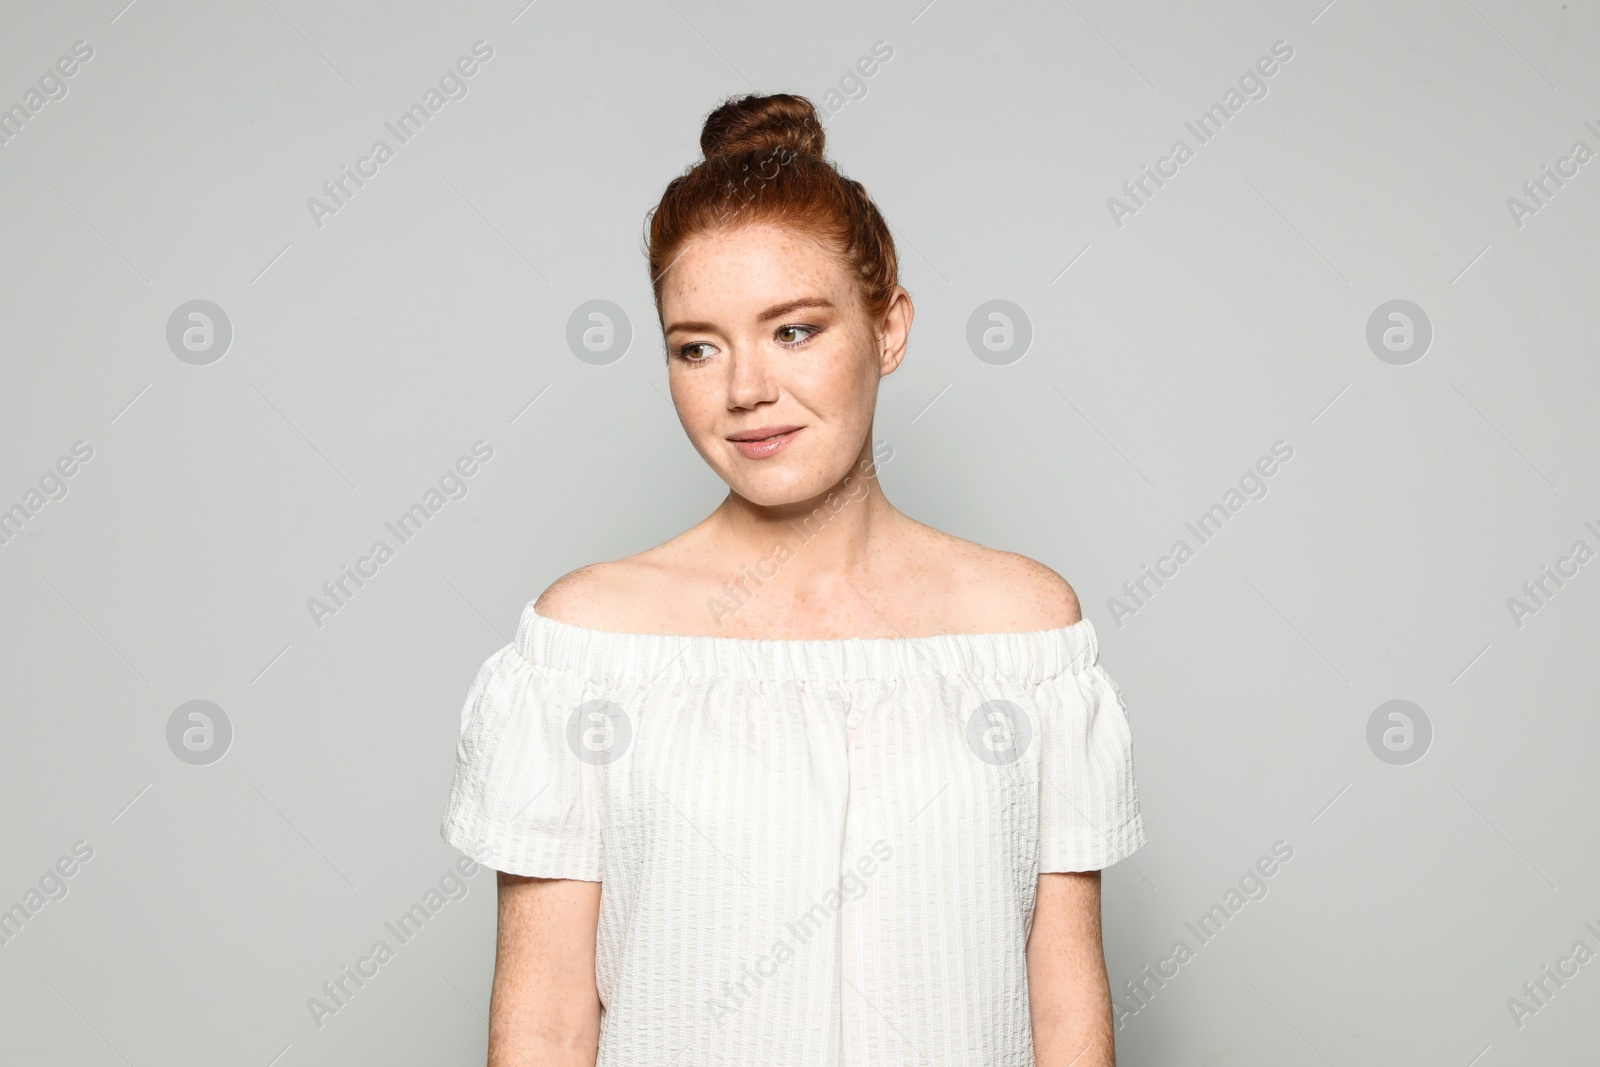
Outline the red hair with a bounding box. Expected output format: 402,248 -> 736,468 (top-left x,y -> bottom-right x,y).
645,93 -> 901,325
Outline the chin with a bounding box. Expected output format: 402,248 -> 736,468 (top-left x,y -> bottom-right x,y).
734,482 -> 810,508
728,466 -> 826,507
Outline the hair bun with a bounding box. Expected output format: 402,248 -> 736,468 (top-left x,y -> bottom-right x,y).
699,93 -> 826,161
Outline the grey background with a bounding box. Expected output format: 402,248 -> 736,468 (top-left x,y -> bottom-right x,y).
1,0 -> 1597,1063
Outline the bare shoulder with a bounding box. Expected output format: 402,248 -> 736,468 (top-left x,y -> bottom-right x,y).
963,547 -> 1083,631
908,524 -> 1082,632
532,563 -> 609,629
532,558 -> 660,632
531,537 -> 698,633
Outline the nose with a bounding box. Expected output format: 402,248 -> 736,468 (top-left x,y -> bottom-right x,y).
725,343 -> 778,410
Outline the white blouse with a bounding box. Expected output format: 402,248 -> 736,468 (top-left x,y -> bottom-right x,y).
441,602 -> 1147,1066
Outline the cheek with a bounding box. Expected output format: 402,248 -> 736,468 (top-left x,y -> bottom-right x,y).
804,335 -> 878,407
669,373 -> 728,445
667,374 -> 704,421
667,365 -> 704,402
825,351 -> 880,423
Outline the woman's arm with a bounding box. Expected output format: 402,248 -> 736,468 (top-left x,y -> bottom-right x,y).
1027,869 -> 1116,1066
488,871 -> 603,1067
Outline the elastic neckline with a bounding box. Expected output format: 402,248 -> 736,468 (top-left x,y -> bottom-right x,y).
511,601 -> 1099,683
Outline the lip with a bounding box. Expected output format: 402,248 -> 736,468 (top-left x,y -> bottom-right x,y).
726,424 -> 803,459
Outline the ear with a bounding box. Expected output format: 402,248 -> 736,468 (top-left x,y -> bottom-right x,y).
875,286 -> 913,377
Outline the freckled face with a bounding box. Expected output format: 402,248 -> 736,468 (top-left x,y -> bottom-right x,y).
660,223 -> 884,507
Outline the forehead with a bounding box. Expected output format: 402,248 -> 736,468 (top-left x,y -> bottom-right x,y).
660,223 -> 851,311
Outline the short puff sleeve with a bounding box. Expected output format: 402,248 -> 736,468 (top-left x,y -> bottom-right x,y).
440,643 -> 604,880
1037,653 -> 1148,872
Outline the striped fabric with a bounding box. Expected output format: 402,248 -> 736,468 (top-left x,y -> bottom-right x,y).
442,601 -> 1147,1066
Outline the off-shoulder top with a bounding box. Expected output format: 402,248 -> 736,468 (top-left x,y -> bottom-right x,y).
442,601 -> 1147,1066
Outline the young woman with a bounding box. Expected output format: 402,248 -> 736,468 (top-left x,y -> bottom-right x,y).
442,92 -> 1147,1067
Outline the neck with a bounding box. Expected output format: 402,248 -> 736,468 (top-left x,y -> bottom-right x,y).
707,438 -> 896,586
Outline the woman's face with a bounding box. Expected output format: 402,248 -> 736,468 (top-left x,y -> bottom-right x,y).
660,222 -> 907,507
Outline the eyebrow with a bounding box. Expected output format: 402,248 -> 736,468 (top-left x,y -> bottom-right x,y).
665,297 -> 835,335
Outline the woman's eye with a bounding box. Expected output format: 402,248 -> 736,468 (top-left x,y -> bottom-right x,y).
776,324 -> 816,345
677,343 -> 712,362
